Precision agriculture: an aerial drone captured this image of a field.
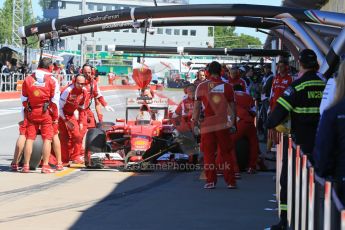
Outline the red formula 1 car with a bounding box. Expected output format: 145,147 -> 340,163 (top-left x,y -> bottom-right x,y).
85,96 -> 197,170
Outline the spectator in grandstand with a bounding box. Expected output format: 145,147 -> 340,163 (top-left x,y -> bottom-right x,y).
267,49 -> 326,230
314,60 -> 345,205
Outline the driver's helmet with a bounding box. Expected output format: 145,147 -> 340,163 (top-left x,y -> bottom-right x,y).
136,111 -> 152,125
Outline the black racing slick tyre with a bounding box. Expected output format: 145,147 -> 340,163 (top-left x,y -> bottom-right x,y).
235,138 -> 250,171
85,128 -> 106,167
96,122 -> 115,132
19,135 -> 43,170
85,128 -> 106,153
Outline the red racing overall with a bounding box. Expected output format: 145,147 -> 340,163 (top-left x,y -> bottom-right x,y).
232,91 -> 259,170
80,79 -> 108,137
195,79 -> 236,185
59,84 -> 87,163
174,97 -> 194,132
22,69 -> 57,141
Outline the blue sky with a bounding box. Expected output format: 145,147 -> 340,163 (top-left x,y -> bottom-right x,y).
1,0 -> 282,43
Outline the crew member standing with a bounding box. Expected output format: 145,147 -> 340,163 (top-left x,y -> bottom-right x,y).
267,60 -> 292,152
267,49 -> 326,230
59,75 -> 88,164
21,57 -> 59,173
192,61 -> 237,189
228,66 -> 247,92
80,64 -> 113,165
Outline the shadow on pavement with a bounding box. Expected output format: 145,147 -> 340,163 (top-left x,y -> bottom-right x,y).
70,170 -> 279,230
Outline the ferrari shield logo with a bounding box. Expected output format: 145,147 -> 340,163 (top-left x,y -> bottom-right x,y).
33,90 -> 40,97
212,95 -> 221,104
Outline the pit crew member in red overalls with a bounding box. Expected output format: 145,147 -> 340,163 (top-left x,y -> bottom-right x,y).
192,61 -> 237,189
10,117 -> 27,171
173,85 -> 195,133
80,64 -> 113,165
193,69 -> 207,87
267,60 -> 292,151
49,71 -> 63,170
229,66 -> 247,92
59,75 -> 88,164
21,57 -> 59,173
108,72 -> 115,85
80,64 -> 113,132
231,84 -> 259,174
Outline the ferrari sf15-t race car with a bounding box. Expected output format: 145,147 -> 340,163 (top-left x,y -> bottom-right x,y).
84,96 -> 199,170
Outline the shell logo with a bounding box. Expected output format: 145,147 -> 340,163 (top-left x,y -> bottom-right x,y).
33,90 -> 40,97
135,140 -> 148,146
212,95 -> 221,104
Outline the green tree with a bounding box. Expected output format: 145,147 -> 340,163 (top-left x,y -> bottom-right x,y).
214,26 -> 262,48
0,0 -> 37,46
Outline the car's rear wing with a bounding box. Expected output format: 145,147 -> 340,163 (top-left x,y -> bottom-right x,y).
126,97 -> 169,109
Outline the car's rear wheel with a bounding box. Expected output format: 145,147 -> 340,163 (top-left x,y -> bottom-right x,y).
19,135 -> 43,170
85,128 -> 106,167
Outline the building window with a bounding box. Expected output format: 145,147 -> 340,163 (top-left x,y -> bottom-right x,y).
78,44 -> 81,50
78,3 -> 82,10
190,30 -> 196,36
114,29 -> 120,32
88,4 -> 94,11
140,28 -> 145,33
105,45 -> 108,51
166,29 -> 172,35
91,32 -> 94,38
131,28 -> 138,33
208,27 -> 214,37
174,29 -> 180,35
86,45 -> 93,52
123,30 -> 129,33
157,28 -> 163,34
60,1 -> 66,9
97,4 -> 103,11
96,45 -> 102,51
182,30 -> 188,36
106,5 -> 112,11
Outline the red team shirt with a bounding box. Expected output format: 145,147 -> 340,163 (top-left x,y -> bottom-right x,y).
269,74 -> 292,111
234,91 -> 256,123
195,78 -> 235,133
59,84 -> 88,121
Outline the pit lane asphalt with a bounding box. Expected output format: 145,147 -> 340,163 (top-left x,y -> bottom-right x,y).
0,89 -> 278,229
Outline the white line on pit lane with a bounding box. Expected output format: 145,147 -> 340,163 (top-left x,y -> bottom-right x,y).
0,107 -> 22,116
0,124 -> 18,130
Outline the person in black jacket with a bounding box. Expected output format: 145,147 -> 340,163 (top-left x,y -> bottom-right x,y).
267,49 -> 326,230
314,60 -> 345,205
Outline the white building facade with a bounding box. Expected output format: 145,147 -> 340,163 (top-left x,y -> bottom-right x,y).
43,0 -> 214,52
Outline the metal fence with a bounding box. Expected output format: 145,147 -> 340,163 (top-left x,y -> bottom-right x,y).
276,133 -> 345,230
0,73 -> 75,92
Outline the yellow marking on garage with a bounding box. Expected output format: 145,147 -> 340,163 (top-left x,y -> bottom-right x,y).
55,167 -> 76,177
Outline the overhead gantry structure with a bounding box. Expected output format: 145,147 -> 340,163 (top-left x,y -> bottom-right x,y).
18,4 -> 345,78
